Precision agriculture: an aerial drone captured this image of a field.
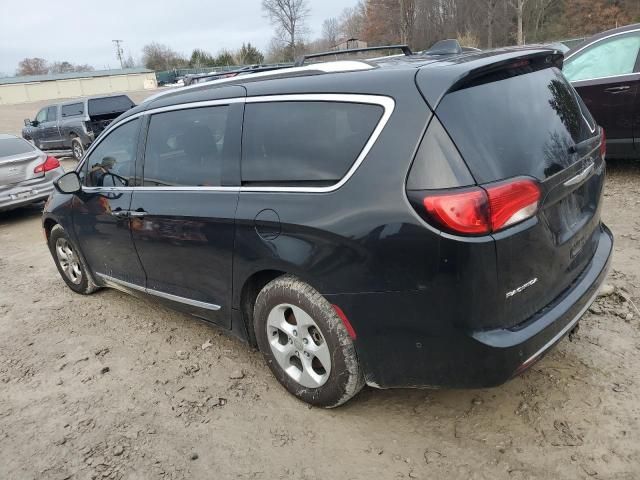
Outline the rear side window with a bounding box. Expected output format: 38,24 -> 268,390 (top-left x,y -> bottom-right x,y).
241,101 -> 383,186
437,67 -> 597,183
88,96 -> 135,116
0,137 -> 35,157
143,106 -> 230,187
61,103 -> 84,117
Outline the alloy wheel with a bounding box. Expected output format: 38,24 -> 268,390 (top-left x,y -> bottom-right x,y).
55,238 -> 83,285
266,303 -> 331,388
73,142 -> 83,159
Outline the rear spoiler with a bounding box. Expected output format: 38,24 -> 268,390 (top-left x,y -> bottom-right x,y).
416,48 -> 564,109
295,45 -> 412,66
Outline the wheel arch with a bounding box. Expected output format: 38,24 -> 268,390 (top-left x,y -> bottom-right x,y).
43,217 -> 58,241
238,269 -> 286,346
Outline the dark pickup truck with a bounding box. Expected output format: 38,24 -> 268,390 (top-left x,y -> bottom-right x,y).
22,94 -> 135,160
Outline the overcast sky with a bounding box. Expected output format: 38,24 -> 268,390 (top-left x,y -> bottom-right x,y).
0,0 -> 354,76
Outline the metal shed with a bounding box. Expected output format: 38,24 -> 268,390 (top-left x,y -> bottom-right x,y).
0,68 -> 157,105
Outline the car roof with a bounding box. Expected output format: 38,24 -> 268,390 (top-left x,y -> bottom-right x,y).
0,133 -> 21,140
125,45 -> 560,118
57,93 -> 133,107
567,23 -> 640,57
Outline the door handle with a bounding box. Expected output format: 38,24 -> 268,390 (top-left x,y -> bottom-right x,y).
129,209 -> 147,218
604,86 -> 630,93
111,208 -> 129,217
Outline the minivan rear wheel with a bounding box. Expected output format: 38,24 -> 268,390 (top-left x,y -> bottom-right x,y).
253,275 -> 364,407
49,225 -> 98,295
71,138 -> 84,161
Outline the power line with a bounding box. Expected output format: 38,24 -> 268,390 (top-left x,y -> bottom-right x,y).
112,40 -> 124,69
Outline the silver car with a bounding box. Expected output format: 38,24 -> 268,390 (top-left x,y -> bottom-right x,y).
0,134 -> 64,212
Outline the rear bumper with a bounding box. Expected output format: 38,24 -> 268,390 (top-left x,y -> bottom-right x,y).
0,169 -> 62,212
326,224 -> 613,389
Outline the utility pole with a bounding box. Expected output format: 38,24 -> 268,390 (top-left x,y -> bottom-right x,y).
112,40 -> 124,69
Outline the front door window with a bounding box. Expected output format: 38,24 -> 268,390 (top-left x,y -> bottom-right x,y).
84,119 -> 140,187
564,32 -> 640,82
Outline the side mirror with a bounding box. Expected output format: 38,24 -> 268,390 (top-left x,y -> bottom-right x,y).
24,119 -> 31,126
54,171 -> 81,194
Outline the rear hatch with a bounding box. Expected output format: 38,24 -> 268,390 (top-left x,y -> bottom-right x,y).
87,95 -> 135,136
416,56 -> 605,330
0,137 -> 45,187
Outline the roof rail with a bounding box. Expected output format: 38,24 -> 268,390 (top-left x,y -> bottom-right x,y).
142,60 -> 374,104
295,45 -> 413,67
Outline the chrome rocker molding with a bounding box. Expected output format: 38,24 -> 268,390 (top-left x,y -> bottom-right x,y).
96,273 -> 222,311
78,93 -> 395,195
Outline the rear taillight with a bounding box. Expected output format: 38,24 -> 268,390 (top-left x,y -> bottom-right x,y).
423,188 -> 489,235
485,179 -> 541,231
34,156 -> 60,174
417,178 -> 541,236
600,128 -> 606,159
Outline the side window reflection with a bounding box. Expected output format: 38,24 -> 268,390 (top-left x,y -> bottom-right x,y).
84,119 -> 140,187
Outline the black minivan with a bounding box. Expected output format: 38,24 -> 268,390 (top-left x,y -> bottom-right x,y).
44,48 -> 613,407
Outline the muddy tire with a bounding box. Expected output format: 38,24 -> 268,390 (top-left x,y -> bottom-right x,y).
253,275 -> 364,408
71,137 -> 84,161
48,225 -> 98,295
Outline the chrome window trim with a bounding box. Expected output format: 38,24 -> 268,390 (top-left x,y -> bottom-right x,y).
80,94 -> 395,194
571,71 -> 640,84
82,186 -> 240,193
96,273 -> 222,311
563,28 -> 640,82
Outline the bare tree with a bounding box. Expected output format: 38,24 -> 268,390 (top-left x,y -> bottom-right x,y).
141,42 -> 187,70
339,3 -> 366,39
485,0 -> 499,48
322,17 -> 340,48
399,0 -> 416,45
262,0 -> 310,60
122,54 -> 137,69
509,0 -> 528,45
16,58 -> 48,76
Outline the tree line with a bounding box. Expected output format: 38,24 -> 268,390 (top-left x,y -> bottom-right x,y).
12,0 -> 639,76
16,58 -> 95,76
261,0 -> 639,61
140,42 -> 265,71
13,42 -> 266,77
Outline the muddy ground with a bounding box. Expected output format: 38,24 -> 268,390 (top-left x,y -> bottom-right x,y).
1,94 -> 640,479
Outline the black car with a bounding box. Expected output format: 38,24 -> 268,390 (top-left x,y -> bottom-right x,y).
563,23 -> 640,159
44,47 -> 613,407
22,94 -> 136,160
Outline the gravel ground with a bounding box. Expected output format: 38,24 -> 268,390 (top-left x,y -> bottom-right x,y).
1,95 -> 640,479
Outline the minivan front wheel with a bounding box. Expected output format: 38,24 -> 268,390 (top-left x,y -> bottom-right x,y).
254,275 -> 364,407
49,225 -> 98,295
